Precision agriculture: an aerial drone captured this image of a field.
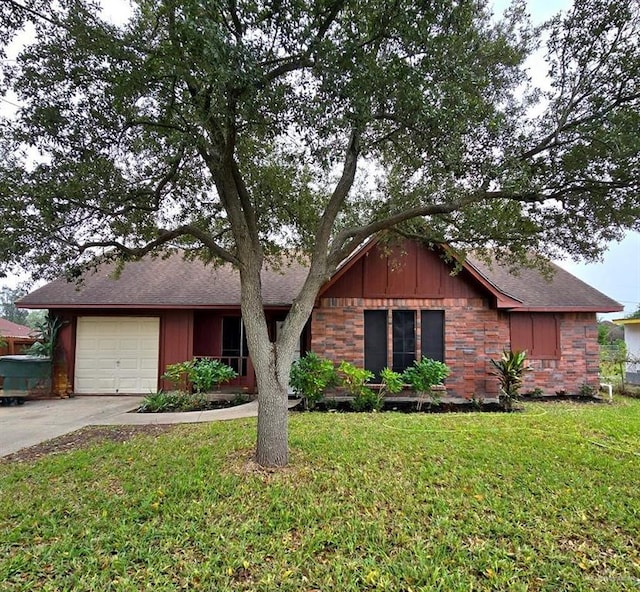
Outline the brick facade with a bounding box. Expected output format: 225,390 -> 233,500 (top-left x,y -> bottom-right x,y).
521,313 -> 600,395
311,298 -> 600,399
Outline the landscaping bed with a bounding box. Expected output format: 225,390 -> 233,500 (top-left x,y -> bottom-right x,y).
136,391 -> 252,413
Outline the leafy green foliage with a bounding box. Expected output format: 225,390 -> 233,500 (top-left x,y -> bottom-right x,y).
26,314 -> 63,359
191,359 -> 238,393
600,341 -> 627,384
0,286 -> 28,325
625,305 -> 640,320
2,400 -> 640,589
379,367 -> 404,397
161,361 -> 194,392
162,359 -> 237,393
289,352 -> 337,409
402,358 -> 451,393
138,390 -> 210,413
337,361 -> 380,412
490,350 -> 530,410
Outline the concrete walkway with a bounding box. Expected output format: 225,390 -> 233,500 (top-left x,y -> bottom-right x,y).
0,396 -> 299,457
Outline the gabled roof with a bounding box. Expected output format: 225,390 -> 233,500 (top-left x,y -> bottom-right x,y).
18,253 -> 309,309
466,256 -> 622,312
17,243 -> 622,313
0,318 -> 33,338
320,238 -> 621,312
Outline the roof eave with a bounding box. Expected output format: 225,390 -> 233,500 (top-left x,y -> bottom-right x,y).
613,317 -> 640,325
18,303 -> 292,311
459,259 -> 525,307
508,305 -> 624,313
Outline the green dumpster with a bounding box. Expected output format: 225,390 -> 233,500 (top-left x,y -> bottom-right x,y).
0,355 -> 52,402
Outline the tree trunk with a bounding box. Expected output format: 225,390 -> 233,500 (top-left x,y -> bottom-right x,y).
238,246 -> 332,467
238,258 -> 300,468
254,345 -> 290,467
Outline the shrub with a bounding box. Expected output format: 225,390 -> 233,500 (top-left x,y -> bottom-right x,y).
338,361 -> 380,412
379,367 -> 404,397
191,359 -> 238,392
600,340 -> 626,384
138,391 -> 209,413
161,361 -> 194,391
290,352 -> 338,409
162,359 -> 237,393
402,358 -> 450,406
578,383 -> 597,397
490,350 -> 530,411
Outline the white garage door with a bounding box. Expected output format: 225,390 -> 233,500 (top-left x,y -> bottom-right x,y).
75,317 -> 160,394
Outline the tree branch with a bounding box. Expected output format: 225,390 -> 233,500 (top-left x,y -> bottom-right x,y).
73,224 -> 238,265
3,0 -> 61,27
521,90 -> 640,160
328,190 -> 544,265
315,128 -> 361,253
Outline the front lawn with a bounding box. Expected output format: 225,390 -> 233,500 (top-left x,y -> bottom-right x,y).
1,399 -> 640,591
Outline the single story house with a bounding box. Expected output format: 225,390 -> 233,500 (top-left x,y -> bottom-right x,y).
612,317 -> 640,385
17,239 -> 622,398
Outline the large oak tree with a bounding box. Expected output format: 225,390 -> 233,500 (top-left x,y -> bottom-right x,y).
1,0 -> 639,466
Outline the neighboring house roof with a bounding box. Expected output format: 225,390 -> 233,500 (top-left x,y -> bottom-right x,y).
613,318 -> 640,325
17,245 -> 622,313
17,253 -> 309,309
0,318 -> 33,338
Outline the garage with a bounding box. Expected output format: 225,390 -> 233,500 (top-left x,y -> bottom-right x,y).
74,317 -> 160,394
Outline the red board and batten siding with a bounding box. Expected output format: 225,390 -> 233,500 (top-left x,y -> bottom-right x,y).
159,310 -> 194,391
324,241 -> 484,300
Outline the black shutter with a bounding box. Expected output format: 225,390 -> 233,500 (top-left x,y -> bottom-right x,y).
421,310 -> 444,362
392,310 -> 416,372
364,310 -> 387,381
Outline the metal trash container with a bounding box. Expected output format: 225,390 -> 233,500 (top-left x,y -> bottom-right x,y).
0,355 -> 52,403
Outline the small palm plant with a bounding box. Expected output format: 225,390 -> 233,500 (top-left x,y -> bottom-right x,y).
490,350 -> 530,411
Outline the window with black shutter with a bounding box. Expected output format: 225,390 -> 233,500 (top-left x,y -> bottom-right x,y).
392,310 -> 416,372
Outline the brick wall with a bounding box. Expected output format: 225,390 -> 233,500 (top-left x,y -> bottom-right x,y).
311,300 -> 600,398
521,312 -> 600,395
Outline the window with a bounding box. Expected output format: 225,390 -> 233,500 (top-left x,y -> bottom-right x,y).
222,317 -> 248,375
364,309 -> 445,377
421,310 -> 445,362
364,310 -> 388,380
392,310 -> 416,372
510,313 -> 559,359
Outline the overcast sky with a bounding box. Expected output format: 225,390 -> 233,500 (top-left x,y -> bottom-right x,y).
2,0 -> 639,317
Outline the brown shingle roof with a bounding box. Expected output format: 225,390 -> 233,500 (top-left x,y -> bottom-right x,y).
17,245 -> 622,313
18,253 -> 309,309
0,318 -> 33,338
466,256 -> 622,312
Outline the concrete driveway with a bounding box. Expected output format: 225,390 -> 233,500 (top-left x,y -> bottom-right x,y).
0,396 -> 143,457
0,396 -> 296,458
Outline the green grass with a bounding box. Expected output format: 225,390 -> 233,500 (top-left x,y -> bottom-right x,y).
2,399 -> 640,591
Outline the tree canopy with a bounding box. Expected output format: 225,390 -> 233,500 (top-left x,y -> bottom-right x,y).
0,285 -> 28,324
2,0 -> 638,277
1,0 -> 639,465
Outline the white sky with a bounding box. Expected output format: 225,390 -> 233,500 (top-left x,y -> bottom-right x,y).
2,0 -> 639,316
